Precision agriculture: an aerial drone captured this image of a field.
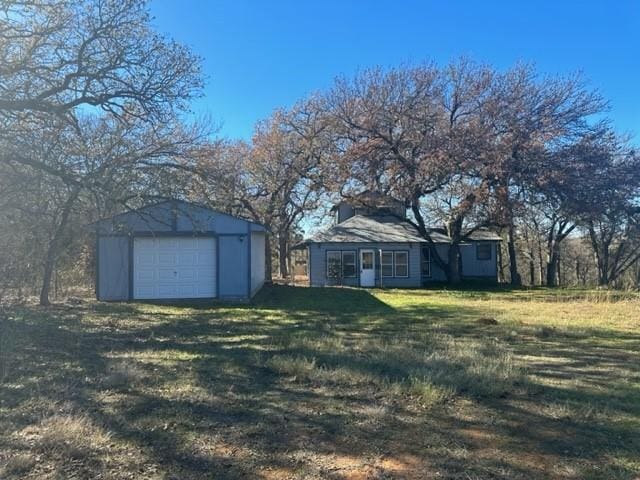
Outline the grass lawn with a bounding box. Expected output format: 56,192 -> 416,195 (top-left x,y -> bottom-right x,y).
1,286 -> 639,479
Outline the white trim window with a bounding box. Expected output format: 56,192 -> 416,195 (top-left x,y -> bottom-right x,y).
327,251 -> 342,278
394,251 -> 409,277
381,251 -> 394,277
342,251 -> 357,278
326,250 -> 357,279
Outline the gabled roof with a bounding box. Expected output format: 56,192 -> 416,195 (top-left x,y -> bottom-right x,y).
308,215 -> 426,243
303,215 -> 501,244
90,199 -> 265,230
89,199 -> 266,234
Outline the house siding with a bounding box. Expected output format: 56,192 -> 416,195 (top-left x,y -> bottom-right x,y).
460,242 -> 498,279
309,242 -> 423,288
308,241 -> 498,288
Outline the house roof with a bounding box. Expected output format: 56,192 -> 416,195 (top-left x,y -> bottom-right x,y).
303,215 -> 501,244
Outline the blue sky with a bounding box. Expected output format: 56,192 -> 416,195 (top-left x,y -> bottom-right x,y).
150,0 -> 639,141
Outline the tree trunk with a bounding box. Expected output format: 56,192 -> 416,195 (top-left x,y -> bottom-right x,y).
598,256 -> 609,286
40,251 -> 56,306
264,238 -> 273,283
497,239 -> 506,283
40,188 -> 80,306
537,238 -> 545,285
557,249 -> 562,286
507,224 -> 521,286
529,257 -> 535,286
447,244 -> 462,284
278,233 -> 288,278
546,246 -> 560,287
587,223 -> 611,286
410,197 -> 448,272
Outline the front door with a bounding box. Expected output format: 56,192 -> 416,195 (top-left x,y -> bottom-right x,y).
360,249 -> 375,287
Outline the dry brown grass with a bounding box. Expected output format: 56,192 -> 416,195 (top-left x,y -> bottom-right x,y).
35,414 -> 112,458
0,285 -> 638,479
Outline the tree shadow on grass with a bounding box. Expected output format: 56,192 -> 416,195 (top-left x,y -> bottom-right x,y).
1,285 -> 640,479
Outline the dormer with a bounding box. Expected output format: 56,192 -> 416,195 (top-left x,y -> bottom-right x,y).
331,191 -> 406,224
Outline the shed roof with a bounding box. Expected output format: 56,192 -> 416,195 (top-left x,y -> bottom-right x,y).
303,215 -> 501,244
91,199 -> 265,234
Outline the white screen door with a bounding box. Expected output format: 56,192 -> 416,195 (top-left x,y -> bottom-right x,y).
360,249 -> 375,287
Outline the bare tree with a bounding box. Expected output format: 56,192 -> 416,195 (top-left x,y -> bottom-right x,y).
0,0 -> 204,305
320,60 -> 611,285
0,0 -> 201,124
194,101 -> 327,280
487,65 -> 605,285
1,114 -> 207,305
322,60 -> 504,283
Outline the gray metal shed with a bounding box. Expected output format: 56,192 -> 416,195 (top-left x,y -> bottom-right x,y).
93,200 -> 266,302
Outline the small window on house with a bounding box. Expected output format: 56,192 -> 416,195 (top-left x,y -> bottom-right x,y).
381,251 -> 394,277
394,251 -> 409,277
327,251 -> 342,278
342,251 -> 356,278
477,243 -> 492,261
421,247 -> 431,277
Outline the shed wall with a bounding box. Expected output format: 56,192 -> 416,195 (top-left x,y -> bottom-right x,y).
217,235 -> 250,299
95,201 -> 267,302
97,236 -> 129,301
250,232 -> 266,296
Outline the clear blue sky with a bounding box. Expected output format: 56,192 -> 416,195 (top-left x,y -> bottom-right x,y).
150,0 -> 639,141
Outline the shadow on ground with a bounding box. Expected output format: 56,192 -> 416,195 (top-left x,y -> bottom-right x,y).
0,285 -> 639,479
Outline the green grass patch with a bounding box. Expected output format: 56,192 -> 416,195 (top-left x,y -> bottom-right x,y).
1,285 -> 639,479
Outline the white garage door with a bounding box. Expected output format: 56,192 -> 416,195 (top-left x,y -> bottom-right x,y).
133,237 -> 216,299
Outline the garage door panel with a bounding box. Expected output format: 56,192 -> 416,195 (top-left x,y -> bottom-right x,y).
157,285 -> 178,297
197,286 -> 215,297
178,252 -> 196,265
198,251 -> 214,261
197,267 -> 214,279
158,253 -> 177,266
162,238 -> 178,248
134,237 -> 216,299
137,268 -> 155,281
158,268 -> 176,281
136,253 -> 155,266
136,286 -> 155,298
179,268 -> 196,280
176,285 -> 196,297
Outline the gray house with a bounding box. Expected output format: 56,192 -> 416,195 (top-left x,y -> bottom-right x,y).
302,193 -> 500,288
93,200 -> 266,302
